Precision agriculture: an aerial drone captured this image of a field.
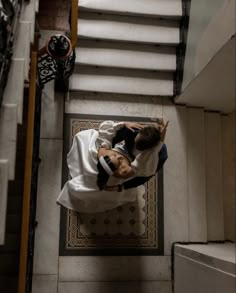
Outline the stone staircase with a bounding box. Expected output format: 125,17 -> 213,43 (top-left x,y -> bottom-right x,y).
69,0 -> 182,96
0,0 -> 38,246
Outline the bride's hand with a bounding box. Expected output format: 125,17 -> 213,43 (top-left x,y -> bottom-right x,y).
104,185 -> 121,192
157,119 -> 169,142
124,122 -> 143,132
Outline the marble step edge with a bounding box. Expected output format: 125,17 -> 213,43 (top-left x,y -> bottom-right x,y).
77,13 -> 180,45
74,46 -> 176,71
35,0 -> 39,13
59,256 -> 171,282
3,58 -> 25,124
0,104 -> 18,180
20,0 -> 37,42
69,72 -> 174,96
13,20 -> 31,81
0,160 -> 9,245
57,280 -> 172,293
175,243 -> 236,276
78,0 -> 182,19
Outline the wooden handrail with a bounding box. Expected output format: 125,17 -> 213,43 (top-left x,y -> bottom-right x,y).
71,0 -> 78,48
18,50 -> 37,293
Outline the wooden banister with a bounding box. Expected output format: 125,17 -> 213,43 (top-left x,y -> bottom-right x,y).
17,50 -> 37,293
71,0 -> 78,48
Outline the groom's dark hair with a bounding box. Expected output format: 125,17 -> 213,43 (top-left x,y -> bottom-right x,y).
135,126 -> 161,151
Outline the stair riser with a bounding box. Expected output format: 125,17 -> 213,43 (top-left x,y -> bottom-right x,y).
79,0 -> 182,19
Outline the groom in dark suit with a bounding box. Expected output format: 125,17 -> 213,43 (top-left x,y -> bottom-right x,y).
110,119 -> 168,191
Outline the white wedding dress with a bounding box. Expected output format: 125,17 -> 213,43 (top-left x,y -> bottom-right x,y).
57,128 -> 145,213
57,121 -> 163,213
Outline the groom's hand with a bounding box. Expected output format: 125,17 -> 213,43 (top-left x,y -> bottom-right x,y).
157,119 -> 169,142
124,122 -> 143,132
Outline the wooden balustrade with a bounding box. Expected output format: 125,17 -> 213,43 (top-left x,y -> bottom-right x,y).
71,0 -> 78,48
17,50 -> 37,293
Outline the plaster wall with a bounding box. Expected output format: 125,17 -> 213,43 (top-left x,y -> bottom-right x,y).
177,0 -> 235,113
182,0 -> 235,89
177,36 -> 235,113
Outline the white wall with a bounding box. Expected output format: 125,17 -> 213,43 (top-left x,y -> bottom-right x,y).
182,0 -> 235,89
177,36 -> 235,113
177,0 -> 235,113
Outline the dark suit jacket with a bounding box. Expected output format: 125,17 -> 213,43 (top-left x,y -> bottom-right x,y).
112,127 -> 168,190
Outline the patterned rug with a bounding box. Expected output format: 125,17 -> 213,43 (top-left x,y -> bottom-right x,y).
59,114 -> 164,255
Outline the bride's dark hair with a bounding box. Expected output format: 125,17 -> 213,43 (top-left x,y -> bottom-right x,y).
97,155 -> 117,190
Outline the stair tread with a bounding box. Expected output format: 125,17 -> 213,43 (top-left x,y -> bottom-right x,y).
3,59 -> 25,124
0,105 -> 17,180
79,0 -> 182,18
78,12 -> 180,44
75,43 -> 176,71
175,243 -> 235,274
13,21 -> 31,80
20,0 -> 37,42
70,67 -> 173,96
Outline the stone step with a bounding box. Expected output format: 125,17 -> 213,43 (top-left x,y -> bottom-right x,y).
58,281 -> 172,293
0,105 -> 18,180
70,66 -> 173,96
79,0 -> 182,19
59,256 -> 171,281
13,21 -> 31,81
75,40 -> 176,71
0,160 -> 9,245
205,112 -> 224,241
3,58 -> 25,124
35,0 -> 39,13
174,243 -> 236,293
78,12 -> 180,45
187,108 -> 207,242
20,0 -> 37,42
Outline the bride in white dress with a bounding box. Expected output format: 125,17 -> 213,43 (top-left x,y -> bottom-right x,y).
57,121 -> 145,213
